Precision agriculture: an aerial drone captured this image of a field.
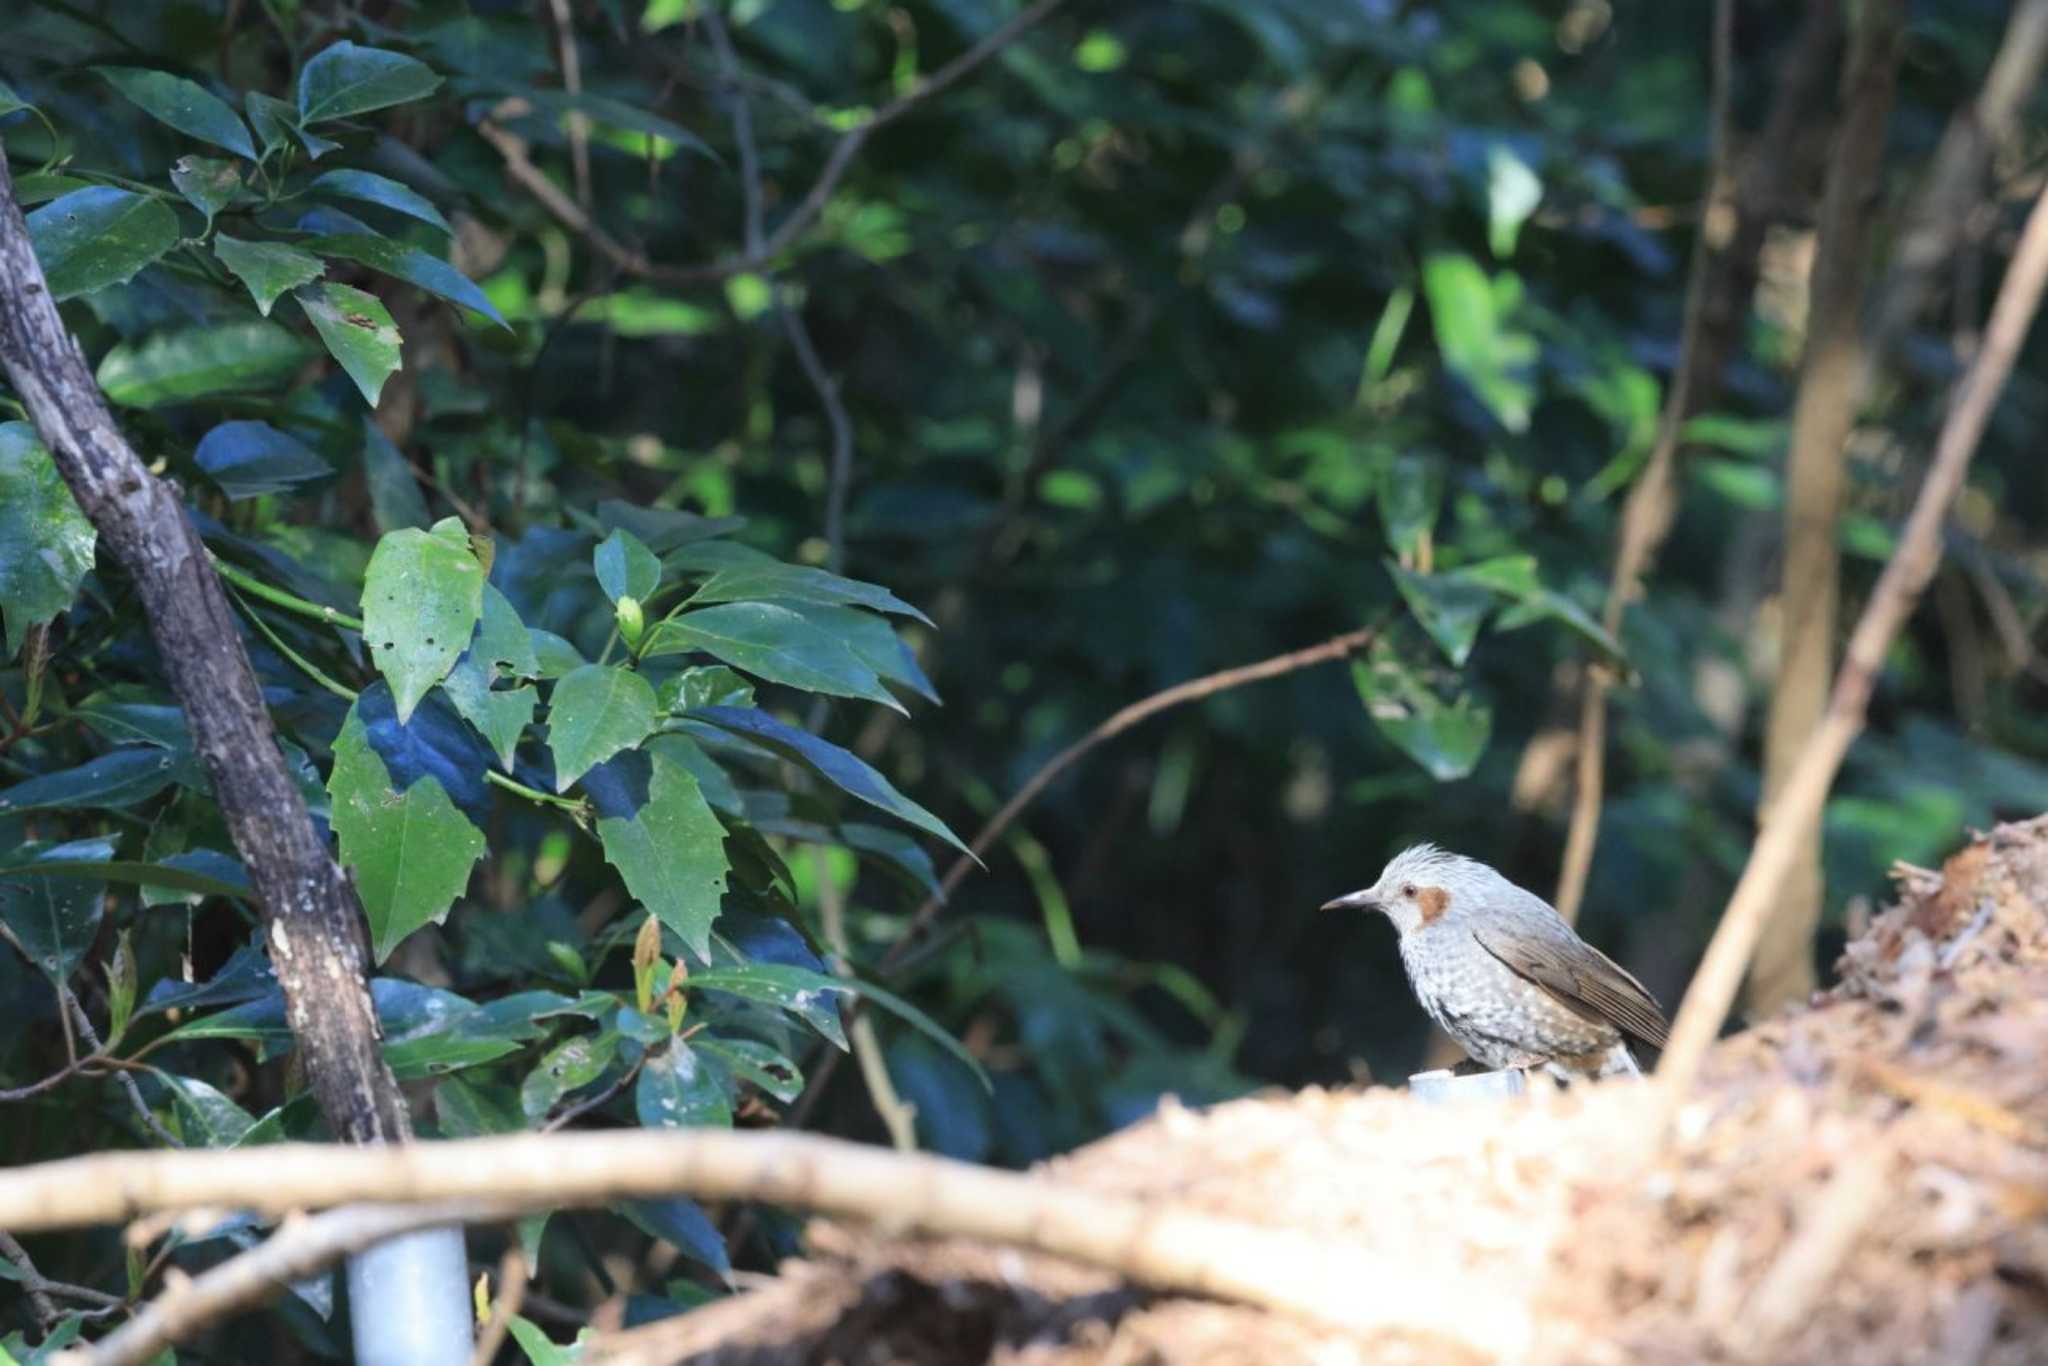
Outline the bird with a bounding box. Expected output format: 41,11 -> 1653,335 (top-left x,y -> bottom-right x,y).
1322,843 -> 1669,1082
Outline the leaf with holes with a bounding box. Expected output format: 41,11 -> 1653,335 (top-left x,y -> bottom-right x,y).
584,750 -> 730,959
548,664 -> 658,792
299,282 -> 402,405
635,1041 -> 733,1128
170,156 -> 241,220
26,188 -> 180,301
361,517 -> 485,724
328,696 -> 487,962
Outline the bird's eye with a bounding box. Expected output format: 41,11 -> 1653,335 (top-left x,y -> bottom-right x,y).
1401,883 -> 1417,897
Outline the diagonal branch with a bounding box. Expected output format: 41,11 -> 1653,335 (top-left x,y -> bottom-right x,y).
1658,176 -> 2048,1095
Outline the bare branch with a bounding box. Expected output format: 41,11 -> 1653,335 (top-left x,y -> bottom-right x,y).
1554,0 -> 1739,923
1658,177 -> 2048,1093
3,1131 -> 1526,1360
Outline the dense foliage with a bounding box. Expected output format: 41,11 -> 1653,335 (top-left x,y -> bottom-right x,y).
2,0 -> 2045,1357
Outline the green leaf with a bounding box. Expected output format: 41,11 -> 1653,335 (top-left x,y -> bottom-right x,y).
297,41 -> 443,124
657,666 -> 753,714
96,321 -> 315,407
298,282 -> 403,405
328,698 -> 487,962
690,706 -> 971,857
0,423 -> 95,658
1351,657 -> 1492,781
0,748 -> 181,815
26,188 -> 180,301
441,665 -> 535,771
244,91 -> 295,156
97,67 -> 257,159
0,837 -> 113,984
0,78 -> 29,117
635,1041 -> 733,1128
194,420 -> 333,499
687,562 -> 933,626
304,234 -> 507,328
0,856 -> 247,902
585,750 -> 730,960
384,1032 -> 522,1080
1386,562 -> 1494,667
515,90 -> 716,163
686,964 -> 850,1050
362,420 -> 432,531
361,518 -> 486,724
850,975 -> 990,1091
1486,144 -> 1542,259
473,585 -> 541,678
782,602 -> 938,704
506,1317 -> 575,1365
213,235 -> 324,316
1378,452 -> 1443,558
169,155 -> 242,219
307,169 -> 450,233
12,173 -> 95,207
1421,252 -> 1537,433
643,603 -> 906,714
695,1037 -> 802,1103
519,1031 -> 620,1119
1451,556 -> 1626,667
161,1073 -> 261,1147
547,664 -> 658,791
594,528 -> 660,605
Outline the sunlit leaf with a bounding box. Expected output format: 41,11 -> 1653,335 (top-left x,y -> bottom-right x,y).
635,1041 -> 733,1128
361,518 -> 485,723
584,750 -> 730,959
299,282 -> 403,405
548,664 -> 658,791
26,188 -> 180,301
213,235 -> 324,316
96,322 -> 315,407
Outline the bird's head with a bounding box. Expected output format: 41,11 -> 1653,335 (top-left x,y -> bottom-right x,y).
1320,843 -> 1497,936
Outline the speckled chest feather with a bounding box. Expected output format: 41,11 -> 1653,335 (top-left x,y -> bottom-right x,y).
1399,923 -> 1625,1074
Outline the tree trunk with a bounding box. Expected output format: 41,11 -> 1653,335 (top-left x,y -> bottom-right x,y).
0,158 -> 410,1147
1748,0 -> 1904,1015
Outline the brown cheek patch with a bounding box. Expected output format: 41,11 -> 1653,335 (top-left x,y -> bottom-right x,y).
1417,886 -> 1450,924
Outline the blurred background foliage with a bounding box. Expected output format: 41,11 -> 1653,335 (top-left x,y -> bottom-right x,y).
4,0 -> 2048,1351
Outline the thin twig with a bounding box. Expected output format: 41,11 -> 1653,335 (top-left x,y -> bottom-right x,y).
1657,178 -> 2048,1096
479,0 -> 1067,286
468,1246 -> 530,1366
67,991 -> 182,1150
778,306 -> 855,573
59,1201 -> 512,1366
543,0 -> 592,207
0,1228 -> 64,1327
1553,0 -> 1735,923
816,848 -> 917,1150
542,1056 -> 645,1133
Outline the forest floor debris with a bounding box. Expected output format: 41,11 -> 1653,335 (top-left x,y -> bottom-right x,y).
588,814 -> 2048,1365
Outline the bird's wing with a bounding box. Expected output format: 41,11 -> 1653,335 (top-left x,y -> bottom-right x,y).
1472,927 -> 1670,1049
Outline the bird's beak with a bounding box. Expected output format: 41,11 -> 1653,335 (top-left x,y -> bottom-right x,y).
1321,890 -> 1378,913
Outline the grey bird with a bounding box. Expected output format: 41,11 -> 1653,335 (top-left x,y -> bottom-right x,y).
1322,844 -> 1669,1081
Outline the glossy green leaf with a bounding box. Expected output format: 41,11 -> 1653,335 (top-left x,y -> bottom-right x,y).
307,169 -> 450,233
297,41 -> 443,124
298,282 -> 403,405
690,706 -> 971,857
687,562 -> 932,625
1452,556 -> 1626,667
0,748 -> 181,815
0,856 -> 247,902
644,603 -> 905,713
594,528 -> 660,605
1421,252 -> 1538,433
169,155 -> 241,219
0,423 -> 95,658
328,698 -> 488,962
548,664 -> 658,791
1387,562 -> 1494,667
585,750 -> 730,959
161,1073 -> 261,1147
519,1030 -> 620,1119
686,963 -> 851,1050
12,173 -> 94,206
213,235 -> 323,316
635,1041 -> 733,1128
244,91 -> 295,155
695,1037 -> 803,1103
26,188 -> 180,301
1351,658 -> 1492,781
361,518 -> 485,724
96,321 -> 315,407
437,666 -> 534,771
781,602 -> 938,704
0,837 -> 114,985
97,67 -> 257,159
384,1032 -> 522,1080
194,420 -> 333,499
304,235 -> 507,327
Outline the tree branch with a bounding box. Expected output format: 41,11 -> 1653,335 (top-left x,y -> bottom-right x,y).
1553,0 -> 1739,923
4,1131 -> 1526,1361
0,161 -> 408,1147
1658,175 -> 2048,1095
